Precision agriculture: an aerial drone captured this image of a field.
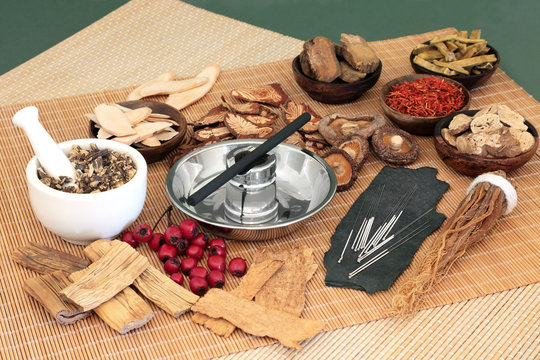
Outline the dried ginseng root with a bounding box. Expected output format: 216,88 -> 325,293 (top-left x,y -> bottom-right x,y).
13,242 -> 90,274
191,288 -> 325,349
391,171 -> 516,315
23,271 -> 91,325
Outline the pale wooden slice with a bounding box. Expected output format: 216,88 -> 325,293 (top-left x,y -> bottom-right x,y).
126,71 -> 176,101
154,129 -> 178,141
111,133 -> 140,145
139,77 -> 209,97
97,128 -> 113,139
145,116 -> 179,126
94,104 -> 136,136
125,106 -> 152,126
166,63 -> 220,110
141,136 -> 161,147
133,121 -> 172,141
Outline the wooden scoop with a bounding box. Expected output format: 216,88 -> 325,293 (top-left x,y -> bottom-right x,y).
12,106 -> 75,180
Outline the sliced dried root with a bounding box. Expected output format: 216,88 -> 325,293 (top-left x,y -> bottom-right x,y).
230,83 -> 288,107
166,63 -> 220,110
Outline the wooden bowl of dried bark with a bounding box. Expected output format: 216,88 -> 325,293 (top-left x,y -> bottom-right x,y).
292,56 -> 382,104
89,100 -> 187,164
434,109 -> 538,177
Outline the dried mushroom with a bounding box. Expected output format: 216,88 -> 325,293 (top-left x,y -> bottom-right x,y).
318,113 -> 385,145
230,83 -> 289,107
371,127 -> 419,165
283,101 -> 321,133
300,36 -> 341,82
446,104 -> 533,158
323,148 -> 358,192
336,135 -> 370,166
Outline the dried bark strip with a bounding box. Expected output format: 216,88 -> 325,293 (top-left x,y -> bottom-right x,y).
61,240 -> 149,312
192,259 -> 283,336
85,239 -> 199,317
192,289 -> 325,349
23,271 -> 91,325
13,242 -> 90,274
230,83 -> 288,107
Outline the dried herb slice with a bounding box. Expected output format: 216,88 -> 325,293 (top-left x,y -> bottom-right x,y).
283,101 -> 321,133
193,125 -> 231,142
230,83 -> 289,107
191,105 -> 228,127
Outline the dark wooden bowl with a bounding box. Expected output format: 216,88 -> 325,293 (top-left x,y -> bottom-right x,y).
291,56 -> 382,104
380,74 -> 470,136
434,110 -> 539,177
89,100 -> 187,164
410,42 -> 500,89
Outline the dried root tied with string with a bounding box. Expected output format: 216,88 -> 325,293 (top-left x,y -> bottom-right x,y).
391,170 -> 517,315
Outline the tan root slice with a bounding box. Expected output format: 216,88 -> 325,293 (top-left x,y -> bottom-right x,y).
283,101 -> 321,133
127,71 -> 175,101
154,129 -> 178,141
139,77 -> 209,97
61,240 -> 149,312
244,114 -> 276,127
221,96 -> 261,114
111,133 -> 140,145
85,239 -> 198,318
191,289 -> 325,349
284,132 -> 305,148
94,104 -> 136,136
193,125 -> 231,142
97,128 -> 113,139
224,113 -> 274,138
133,121 -> 172,141
192,259 -> 284,337
166,63 -> 220,110
144,116 -> 179,126
13,242 -> 90,274
230,83 -> 289,107
23,271 -> 91,325
140,136 -> 161,147
125,107 -> 152,126
253,246 -> 317,316
391,173 -> 508,316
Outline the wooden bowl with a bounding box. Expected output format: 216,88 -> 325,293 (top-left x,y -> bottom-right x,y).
410,42 -> 500,89
90,100 -> 187,164
434,110 -> 539,177
291,56 -> 382,104
379,74 -> 470,136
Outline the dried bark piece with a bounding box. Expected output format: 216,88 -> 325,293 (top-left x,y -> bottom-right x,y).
448,113 -> 473,135
166,63 -> 220,110
224,113 -> 274,138
124,106 -> 152,126
339,34 -> 380,73
336,134 -> 370,165
193,125 -> 231,142
230,83 -> 289,107
192,105 -> 228,127
191,289 -> 325,349
13,242 -> 90,274
244,114 -> 276,127
85,239 -> 198,318
300,36 -> 341,82
371,127 -> 420,165
323,148 -> 359,191
94,104 -> 136,136
319,113 -> 385,145
127,71 -> 175,101
253,246 -> 317,316
23,271 -> 91,325
61,241 -> 149,312
221,96 -> 261,115
283,101 -> 322,133
338,60 -> 367,83
139,77 -> 209,97
192,259 -> 284,337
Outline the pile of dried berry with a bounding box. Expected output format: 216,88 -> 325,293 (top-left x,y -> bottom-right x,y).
122,206 -> 246,296
38,143 -> 136,193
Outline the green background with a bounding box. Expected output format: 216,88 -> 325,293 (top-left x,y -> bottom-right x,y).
1,0 -> 539,100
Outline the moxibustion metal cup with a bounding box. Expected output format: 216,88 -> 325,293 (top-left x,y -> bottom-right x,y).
224,146 -> 278,224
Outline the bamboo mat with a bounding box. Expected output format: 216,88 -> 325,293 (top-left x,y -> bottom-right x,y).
1,27 -> 539,360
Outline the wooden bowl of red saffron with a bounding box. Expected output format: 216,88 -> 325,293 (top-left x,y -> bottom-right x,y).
379,74 -> 470,136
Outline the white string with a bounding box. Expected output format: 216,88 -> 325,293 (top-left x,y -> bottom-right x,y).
466,173 -> 518,215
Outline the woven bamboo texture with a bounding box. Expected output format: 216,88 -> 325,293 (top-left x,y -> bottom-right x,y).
0,0 -> 538,358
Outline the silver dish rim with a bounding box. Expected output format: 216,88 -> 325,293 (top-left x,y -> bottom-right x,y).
165,139 -> 337,230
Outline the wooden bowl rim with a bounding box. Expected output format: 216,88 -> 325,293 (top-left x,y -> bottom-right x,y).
379,74 -> 471,121
434,109 -> 539,164
409,42 -> 500,80
291,55 -> 382,88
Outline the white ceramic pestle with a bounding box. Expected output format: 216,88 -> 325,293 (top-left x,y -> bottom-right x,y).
12,106 -> 75,180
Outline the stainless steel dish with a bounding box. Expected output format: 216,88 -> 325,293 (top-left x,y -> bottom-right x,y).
166,139 -> 337,241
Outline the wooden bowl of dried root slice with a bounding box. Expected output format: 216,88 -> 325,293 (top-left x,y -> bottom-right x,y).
434,105 -> 538,177
88,100 -> 187,163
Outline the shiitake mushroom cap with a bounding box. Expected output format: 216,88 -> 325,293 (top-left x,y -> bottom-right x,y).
335,134 -> 370,167
318,113 -> 386,145
371,126 -> 420,165
322,148 -> 359,191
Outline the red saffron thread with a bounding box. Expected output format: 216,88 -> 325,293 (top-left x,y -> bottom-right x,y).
385,77 -> 465,117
